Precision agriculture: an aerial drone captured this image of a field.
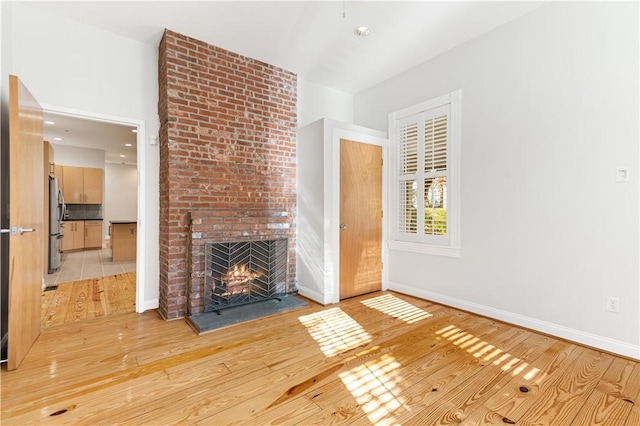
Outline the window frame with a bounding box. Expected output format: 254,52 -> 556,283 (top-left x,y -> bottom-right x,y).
388,90 -> 461,258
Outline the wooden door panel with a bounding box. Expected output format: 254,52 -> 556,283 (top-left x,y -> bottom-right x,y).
339,139 -> 382,299
8,75 -> 44,370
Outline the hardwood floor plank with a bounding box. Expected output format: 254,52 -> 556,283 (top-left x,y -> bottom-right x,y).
68,279 -> 90,323
40,290 -> 56,324
230,397 -> 322,426
517,347 -> 615,425
42,281 -> 73,327
386,333 -> 559,425
301,316 -> 534,425
40,272 -> 135,328
88,277 -> 107,318
2,290 -> 638,426
569,358 -> 639,425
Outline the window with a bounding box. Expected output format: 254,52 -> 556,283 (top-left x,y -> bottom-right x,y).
389,90 -> 461,257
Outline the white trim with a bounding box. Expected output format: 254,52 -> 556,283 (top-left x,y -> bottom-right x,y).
392,91 -> 455,120
389,241 -> 460,258
388,281 -> 640,360
140,298 -> 159,312
296,286 -> 326,305
40,103 -> 148,314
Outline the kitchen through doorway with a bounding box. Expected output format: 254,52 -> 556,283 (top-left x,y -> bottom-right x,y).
41,105 -> 146,314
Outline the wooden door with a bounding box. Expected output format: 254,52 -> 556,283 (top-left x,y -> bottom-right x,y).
83,168 -> 103,204
339,139 -> 383,299
62,165 -> 83,203
7,75 -> 44,370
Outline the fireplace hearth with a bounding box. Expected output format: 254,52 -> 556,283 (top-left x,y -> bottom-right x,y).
205,239 -> 288,313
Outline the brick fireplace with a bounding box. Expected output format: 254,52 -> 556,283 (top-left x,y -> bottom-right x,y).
158,29 -> 297,319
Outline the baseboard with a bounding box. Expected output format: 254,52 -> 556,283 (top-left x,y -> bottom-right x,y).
389,281 -> 640,360
139,298 -> 159,313
296,286 -> 326,305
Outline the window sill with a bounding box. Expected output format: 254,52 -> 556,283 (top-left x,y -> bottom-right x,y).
389,240 -> 461,258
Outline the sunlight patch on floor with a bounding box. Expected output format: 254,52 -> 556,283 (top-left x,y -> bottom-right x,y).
299,307 -> 372,357
360,294 -> 432,324
339,354 -> 406,425
435,324 -> 541,382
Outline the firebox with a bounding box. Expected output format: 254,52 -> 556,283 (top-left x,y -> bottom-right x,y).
205,239 -> 288,313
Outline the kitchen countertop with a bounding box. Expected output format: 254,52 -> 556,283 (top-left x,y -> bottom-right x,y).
64,218 -> 103,221
110,220 -> 137,224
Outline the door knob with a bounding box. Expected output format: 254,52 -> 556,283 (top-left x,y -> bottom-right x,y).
19,227 -> 35,234
340,224 -> 348,230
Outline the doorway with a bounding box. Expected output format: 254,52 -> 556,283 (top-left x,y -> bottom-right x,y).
40,105 -> 146,315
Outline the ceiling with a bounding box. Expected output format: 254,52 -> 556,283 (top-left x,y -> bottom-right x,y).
43,112 -> 138,165
32,1 -> 545,162
29,1 -> 544,94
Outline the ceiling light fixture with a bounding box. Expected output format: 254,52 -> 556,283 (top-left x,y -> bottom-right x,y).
120,154 -> 126,158
44,121 -> 55,125
53,137 -> 62,141
354,26 -> 371,37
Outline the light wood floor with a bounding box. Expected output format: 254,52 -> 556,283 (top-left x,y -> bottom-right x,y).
41,272 -> 136,328
2,291 -> 639,425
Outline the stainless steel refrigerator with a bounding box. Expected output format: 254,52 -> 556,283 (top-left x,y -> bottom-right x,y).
48,177 -> 65,273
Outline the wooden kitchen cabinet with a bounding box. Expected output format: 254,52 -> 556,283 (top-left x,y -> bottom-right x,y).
62,166 -> 84,203
54,164 -> 63,183
83,168 -> 103,204
44,141 -> 55,177
62,221 -> 85,251
110,221 -> 137,261
61,165 -> 103,204
84,220 -> 103,249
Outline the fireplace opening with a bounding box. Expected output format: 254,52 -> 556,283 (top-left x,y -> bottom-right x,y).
205,239 -> 288,313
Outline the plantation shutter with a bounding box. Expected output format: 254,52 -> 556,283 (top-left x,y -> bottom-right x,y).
398,121 -> 419,234
423,107 -> 449,237
395,104 -> 450,241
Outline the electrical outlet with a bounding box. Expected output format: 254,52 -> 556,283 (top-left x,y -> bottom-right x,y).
607,296 -> 620,313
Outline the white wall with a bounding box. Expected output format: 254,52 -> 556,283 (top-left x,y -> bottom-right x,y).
355,2 -> 639,358
104,163 -> 138,238
8,3 -> 160,310
298,78 -> 354,128
297,120 -> 326,302
53,144 -> 105,169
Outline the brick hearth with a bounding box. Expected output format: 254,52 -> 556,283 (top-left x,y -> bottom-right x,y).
158,29 -> 297,319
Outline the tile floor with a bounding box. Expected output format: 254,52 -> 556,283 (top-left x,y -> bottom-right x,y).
44,248 -> 136,286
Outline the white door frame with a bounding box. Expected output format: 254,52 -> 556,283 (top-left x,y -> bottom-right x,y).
40,104 -> 146,312
328,124 -> 389,304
